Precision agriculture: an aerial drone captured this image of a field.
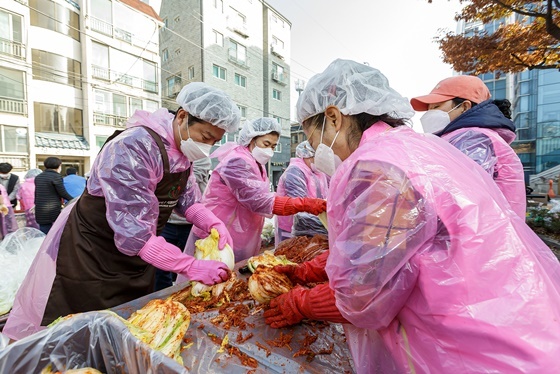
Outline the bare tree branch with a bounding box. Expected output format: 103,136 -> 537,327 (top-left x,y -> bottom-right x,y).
492,0 -> 546,18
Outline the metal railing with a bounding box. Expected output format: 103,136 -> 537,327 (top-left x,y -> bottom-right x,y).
228,49 -> 248,67
0,38 -> 25,59
93,112 -> 127,128
90,17 -> 113,36
92,65 -> 157,93
0,97 -> 26,115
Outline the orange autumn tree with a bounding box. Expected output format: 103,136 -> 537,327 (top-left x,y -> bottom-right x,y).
429,0 -> 560,74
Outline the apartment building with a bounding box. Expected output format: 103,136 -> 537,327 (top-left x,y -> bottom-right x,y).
458,17 -> 560,182
159,0 -> 291,190
0,0 -> 162,175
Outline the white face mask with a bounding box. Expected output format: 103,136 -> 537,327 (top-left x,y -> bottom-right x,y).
252,145 -> 274,165
419,103 -> 462,134
179,118 -> 212,161
313,117 -> 342,177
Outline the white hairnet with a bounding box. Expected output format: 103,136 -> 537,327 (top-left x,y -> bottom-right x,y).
24,169 -> 42,179
295,141 -> 315,159
237,117 -> 282,146
296,59 -> 415,123
176,82 -> 241,133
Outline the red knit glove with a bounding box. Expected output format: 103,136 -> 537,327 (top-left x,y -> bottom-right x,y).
272,196 -> 327,216
263,284 -> 348,329
273,251 -> 329,285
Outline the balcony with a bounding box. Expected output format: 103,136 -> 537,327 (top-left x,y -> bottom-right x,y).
114,28 -> 132,43
271,71 -> 287,85
271,45 -> 285,59
0,38 -> 26,59
93,112 -> 127,128
228,21 -> 249,38
89,17 -> 113,37
92,65 -> 157,93
228,49 -> 249,68
0,97 -> 26,115
92,65 -> 110,81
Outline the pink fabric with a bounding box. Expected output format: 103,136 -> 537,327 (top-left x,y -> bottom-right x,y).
0,184 -> 16,235
442,127 -> 526,219
4,109 -> 201,340
185,203 -> 232,249
4,201 -> 76,340
193,143 -> 275,261
17,178 -> 36,210
326,122 -> 560,373
275,158 -> 328,245
138,235 -> 228,285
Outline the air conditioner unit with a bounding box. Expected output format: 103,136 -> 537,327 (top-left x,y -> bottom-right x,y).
271,71 -> 279,81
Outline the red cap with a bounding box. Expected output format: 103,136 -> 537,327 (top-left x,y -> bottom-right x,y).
410,75 -> 491,111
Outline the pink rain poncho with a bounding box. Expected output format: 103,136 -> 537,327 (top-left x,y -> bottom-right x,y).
0,184 -> 17,237
326,122 -> 560,373
4,109 -> 200,340
275,157 -> 328,245
191,143 -> 275,261
17,169 -> 41,229
442,126 -> 526,219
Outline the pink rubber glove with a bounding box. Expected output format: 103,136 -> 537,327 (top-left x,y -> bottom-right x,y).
185,203 -> 233,250
139,235 -> 230,285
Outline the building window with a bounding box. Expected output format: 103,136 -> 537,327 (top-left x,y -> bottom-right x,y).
144,99 -> 159,112
0,10 -> 24,59
212,64 -> 226,80
142,60 -> 157,93
271,62 -> 285,83
272,36 -> 284,49
213,0 -> 223,12
93,90 -> 128,127
174,15 -> 180,22
234,73 -> 246,88
34,102 -> 83,135
162,49 -> 169,62
0,66 -> 26,115
163,18 -> 168,28
274,142 -> 282,153
175,48 -> 181,55
272,115 -> 282,127
0,125 -> 28,153
212,30 -> 223,46
229,40 -> 247,65
167,74 -> 182,97
237,105 -> 247,118
231,8 -> 246,25
32,49 -> 82,88
188,66 -> 195,79
272,89 -> 282,101
29,0 -> 80,41
129,97 -> 142,114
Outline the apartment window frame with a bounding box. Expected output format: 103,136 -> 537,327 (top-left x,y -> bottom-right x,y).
234,73 -> 247,88
212,64 -> 226,80
188,66 -> 195,79
29,0 -> 80,41
213,0 -> 224,12
32,49 -> 82,88
167,73 -> 182,97
272,89 -> 282,101
237,104 -> 247,119
34,102 -> 83,136
229,39 -> 247,66
162,48 -> 169,62
0,125 -> 28,154
212,30 -> 224,46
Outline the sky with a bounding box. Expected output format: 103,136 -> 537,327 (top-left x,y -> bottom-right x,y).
265,0 -> 465,130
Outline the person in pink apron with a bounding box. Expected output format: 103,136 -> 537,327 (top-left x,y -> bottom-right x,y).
410,75 -> 526,219
0,184 -> 16,238
275,141 -> 329,246
183,118 -> 327,263
264,59 -> 560,373
4,83 -> 240,340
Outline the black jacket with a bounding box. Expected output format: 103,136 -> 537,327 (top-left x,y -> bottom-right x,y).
34,169 -> 74,225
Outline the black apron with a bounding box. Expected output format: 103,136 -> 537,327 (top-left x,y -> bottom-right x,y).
42,126 -> 188,325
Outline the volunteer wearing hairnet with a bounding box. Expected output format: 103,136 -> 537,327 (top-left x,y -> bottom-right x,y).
264,59 -> 560,373
186,117 -> 326,262
410,76 -> 526,219
275,141 -> 329,245
5,83 -> 240,340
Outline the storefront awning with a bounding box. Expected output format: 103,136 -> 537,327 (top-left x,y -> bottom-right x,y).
35,133 -> 90,150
